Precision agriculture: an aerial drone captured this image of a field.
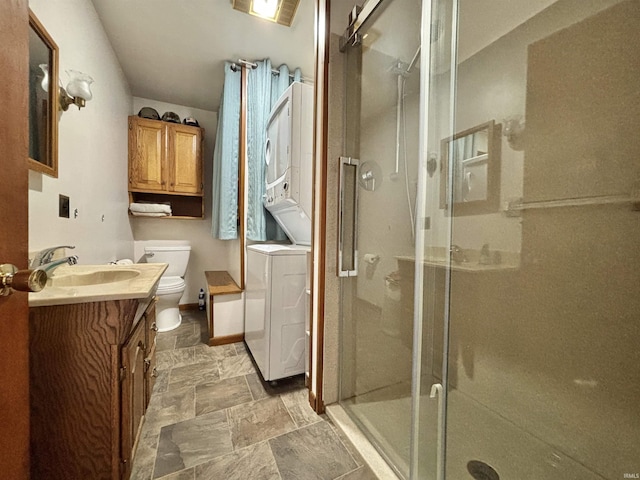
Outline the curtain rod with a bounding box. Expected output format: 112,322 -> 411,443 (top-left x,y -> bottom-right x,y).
229,58 -> 313,82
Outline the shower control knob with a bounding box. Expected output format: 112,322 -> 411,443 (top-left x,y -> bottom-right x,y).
283,182 -> 289,191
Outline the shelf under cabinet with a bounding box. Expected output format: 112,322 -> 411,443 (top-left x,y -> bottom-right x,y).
129,191 -> 204,219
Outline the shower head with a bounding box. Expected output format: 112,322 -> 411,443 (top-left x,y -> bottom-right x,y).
389,60 -> 411,77
390,45 -> 421,77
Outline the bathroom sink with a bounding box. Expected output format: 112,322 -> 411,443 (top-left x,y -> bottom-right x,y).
29,263 -> 167,307
48,269 -> 141,287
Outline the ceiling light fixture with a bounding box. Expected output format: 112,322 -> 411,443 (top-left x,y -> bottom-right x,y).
232,0 -> 300,27
251,0 -> 278,19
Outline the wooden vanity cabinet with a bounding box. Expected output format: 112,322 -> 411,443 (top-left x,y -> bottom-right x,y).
128,116 -> 204,218
30,297 -> 158,480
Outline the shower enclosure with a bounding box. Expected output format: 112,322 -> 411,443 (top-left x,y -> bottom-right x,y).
336,0 -> 640,479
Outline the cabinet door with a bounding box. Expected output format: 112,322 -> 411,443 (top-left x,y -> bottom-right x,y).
168,124 -> 203,194
129,116 -> 167,191
144,302 -> 158,408
121,319 -> 146,474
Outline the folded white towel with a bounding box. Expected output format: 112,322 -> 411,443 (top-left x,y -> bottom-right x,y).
129,203 -> 172,214
130,211 -> 171,217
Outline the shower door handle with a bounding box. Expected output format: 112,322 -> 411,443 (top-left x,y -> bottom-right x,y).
338,156 -> 359,277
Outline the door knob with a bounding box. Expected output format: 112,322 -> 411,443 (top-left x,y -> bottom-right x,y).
0,264 -> 48,296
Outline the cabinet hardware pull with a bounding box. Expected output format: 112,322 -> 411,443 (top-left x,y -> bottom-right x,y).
151,368 -> 158,378
150,322 -> 158,332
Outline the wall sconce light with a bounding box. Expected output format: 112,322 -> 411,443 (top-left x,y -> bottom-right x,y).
503,115 -> 525,150
59,70 -> 94,111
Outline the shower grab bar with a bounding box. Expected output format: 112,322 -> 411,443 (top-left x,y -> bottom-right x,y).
504,192 -> 640,216
338,156 -> 359,277
430,383 -> 444,480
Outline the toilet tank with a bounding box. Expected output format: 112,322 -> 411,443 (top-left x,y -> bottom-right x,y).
144,245 -> 191,277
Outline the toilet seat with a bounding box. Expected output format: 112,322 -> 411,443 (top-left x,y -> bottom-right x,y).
157,276 -> 185,295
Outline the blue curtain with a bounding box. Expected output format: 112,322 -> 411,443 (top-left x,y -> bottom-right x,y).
246,60 -> 303,241
246,60 -> 273,241
212,59 -> 303,242
212,63 -> 241,239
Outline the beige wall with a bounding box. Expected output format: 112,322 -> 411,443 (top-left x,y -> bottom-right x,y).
29,0 -> 134,264
321,33 -> 346,406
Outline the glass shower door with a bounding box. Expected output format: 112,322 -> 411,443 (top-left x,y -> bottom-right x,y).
416,0 -> 640,479
338,0 -> 436,478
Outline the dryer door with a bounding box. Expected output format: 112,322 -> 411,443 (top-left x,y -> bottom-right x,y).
265,90 -> 292,193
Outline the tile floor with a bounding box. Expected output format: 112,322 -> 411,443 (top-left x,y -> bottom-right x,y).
131,310 -> 377,480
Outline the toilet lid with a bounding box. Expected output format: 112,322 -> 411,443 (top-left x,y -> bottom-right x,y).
157,276 -> 185,292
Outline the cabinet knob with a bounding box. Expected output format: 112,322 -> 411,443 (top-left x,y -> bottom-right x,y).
151,367 -> 158,378
150,322 -> 158,332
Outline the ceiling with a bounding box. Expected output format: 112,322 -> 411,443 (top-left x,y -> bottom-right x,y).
89,0 -> 560,114
90,0 -> 315,112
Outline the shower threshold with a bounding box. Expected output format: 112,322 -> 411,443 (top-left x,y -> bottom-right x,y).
325,404 -> 401,480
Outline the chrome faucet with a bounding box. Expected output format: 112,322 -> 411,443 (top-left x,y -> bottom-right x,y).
30,246 -> 76,268
36,255 -> 79,274
450,244 -> 467,264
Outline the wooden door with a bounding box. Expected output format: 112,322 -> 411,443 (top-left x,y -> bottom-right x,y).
168,123 -> 203,194
0,1 -> 31,478
128,116 -> 167,192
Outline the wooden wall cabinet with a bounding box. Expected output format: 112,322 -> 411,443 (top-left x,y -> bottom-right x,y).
128,116 -> 204,218
30,297 -> 158,480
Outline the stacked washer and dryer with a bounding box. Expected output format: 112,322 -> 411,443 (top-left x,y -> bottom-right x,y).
244,82 -> 314,382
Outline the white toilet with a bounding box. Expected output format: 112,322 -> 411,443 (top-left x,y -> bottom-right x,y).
144,245 -> 191,332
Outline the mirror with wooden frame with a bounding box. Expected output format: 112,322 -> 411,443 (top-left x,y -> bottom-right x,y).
28,10 -> 59,177
440,120 -> 501,216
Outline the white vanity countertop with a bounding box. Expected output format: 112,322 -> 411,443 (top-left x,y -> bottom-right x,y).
29,263 -> 167,307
